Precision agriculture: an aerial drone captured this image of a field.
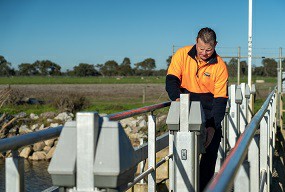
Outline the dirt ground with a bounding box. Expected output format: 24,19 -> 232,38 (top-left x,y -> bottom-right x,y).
0,84 -> 170,104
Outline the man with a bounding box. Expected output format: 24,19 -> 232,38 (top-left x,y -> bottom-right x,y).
166,27 -> 228,191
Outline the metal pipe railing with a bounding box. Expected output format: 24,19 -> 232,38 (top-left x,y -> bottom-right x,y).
108,101 -> 171,121
205,90 -> 275,192
0,101 -> 171,153
125,153 -> 173,190
0,126 -> 63,153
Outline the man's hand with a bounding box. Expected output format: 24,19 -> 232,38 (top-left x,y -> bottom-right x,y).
204,127 -> 215,148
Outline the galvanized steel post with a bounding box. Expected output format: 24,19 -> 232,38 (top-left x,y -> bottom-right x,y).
76,112 -> 99,191
5,150 -> 24,192
228,85 -> 238,148
148,114 -> 156,192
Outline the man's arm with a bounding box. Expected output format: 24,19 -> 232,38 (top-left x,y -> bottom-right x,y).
165,74 -> 181,101
212,97 -> 228,129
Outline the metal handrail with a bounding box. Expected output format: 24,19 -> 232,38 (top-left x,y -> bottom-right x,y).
125,153 -> 173,190
0,101 -> 171,153
205,90 -> 275,192
108,101 -> 171,121
0,126 -> 63,153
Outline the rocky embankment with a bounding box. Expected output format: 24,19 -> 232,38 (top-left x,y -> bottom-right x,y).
0,111 -> 167,161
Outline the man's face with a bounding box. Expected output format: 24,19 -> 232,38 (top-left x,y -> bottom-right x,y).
196,38 -> 216,61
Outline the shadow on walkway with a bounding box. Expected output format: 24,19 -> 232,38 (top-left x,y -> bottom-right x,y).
271,126 -> 285,192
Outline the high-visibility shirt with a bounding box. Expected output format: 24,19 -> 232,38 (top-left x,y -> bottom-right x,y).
167,45 -> 228,98
165,45 -> 228,130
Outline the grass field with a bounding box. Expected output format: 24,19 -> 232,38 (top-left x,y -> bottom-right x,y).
0,76 -> 279,115
0,75 -> 278,84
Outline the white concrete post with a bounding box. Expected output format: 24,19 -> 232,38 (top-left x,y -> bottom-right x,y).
76,112 -> 99,191
229,84 -> 238,148
260,110 -> 269,192
248,135 -> 260,192
148,114 -> 156,192
234,161 -> 250,192
5,151 -> 24,192
174,94 -> 195,192
240,83 -> 248,133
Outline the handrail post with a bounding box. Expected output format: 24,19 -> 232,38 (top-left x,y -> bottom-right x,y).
166,94 -> 204,191
260,110 -> 269,191
148,113 -> 156,192
248,135 -> 259,191
76,112 -> 99,191
6,150 -> 24,192
269,97 -> 275,187
229,85 -> 238,148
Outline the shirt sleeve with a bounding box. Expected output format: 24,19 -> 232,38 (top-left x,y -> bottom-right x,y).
165,49 -> 184,100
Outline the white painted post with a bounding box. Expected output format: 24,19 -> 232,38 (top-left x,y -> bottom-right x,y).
234,161 -> 250,192
140,138 -> 145,184
76,112 -> 99,191
5,151 -> 24,192
260,111 -> 269,192
174,94 -> 195,191
169,132 -> 174,191
240,83 -> 248,133
148,114 -> 156,192
248,135 -> 259,192
229,85 -> 238,148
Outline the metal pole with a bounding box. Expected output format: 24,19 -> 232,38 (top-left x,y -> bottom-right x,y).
278,47 -> 282,128
238,46 -> 241,85
76,112 -> 99,191
248,0 -> 253,89
248,0 -> 254,124
6,150 -> 24,192
148,114 -> 156,192
139,138 -> 145,184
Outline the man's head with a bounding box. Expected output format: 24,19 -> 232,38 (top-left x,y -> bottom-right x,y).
196,27 -> 217,61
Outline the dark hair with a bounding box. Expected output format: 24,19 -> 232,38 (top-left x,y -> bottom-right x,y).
197,27 -> 217,45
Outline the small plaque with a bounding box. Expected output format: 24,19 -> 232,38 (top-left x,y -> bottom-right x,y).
181,149 -> 187,160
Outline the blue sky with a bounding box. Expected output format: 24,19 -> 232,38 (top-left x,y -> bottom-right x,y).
1,0 -> 285,71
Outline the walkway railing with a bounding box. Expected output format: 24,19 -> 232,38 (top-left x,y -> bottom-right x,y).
0,101 -> 171,192
0,83 -> 281,192
206,88 -> 277,192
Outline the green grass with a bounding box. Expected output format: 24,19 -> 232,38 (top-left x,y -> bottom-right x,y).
0,76 -> 165,84
0,75 -> 278,84
0,104 -> 57,115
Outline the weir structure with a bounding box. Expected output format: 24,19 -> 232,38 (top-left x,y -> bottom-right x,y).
0,80 -> 283,192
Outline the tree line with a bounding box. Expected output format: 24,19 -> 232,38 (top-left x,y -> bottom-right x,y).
227,58 -> 285,77
0,55 -> 169,77
1,55 -> 284,77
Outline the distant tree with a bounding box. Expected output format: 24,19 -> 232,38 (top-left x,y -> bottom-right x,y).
0,55 -> 14,76
73,63 -> 100,76
153,69 -> 167,76
32,60 -> 61,75
227,58 -> 238,77
253,66 -> 264,76
134,58 -> 156,70
100,60 -> 119,76
262,58 -> 277,76
18,63 -> 38,75
119,57 -> 133,76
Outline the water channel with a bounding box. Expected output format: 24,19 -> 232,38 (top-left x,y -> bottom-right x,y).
0,159 -> 53,191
